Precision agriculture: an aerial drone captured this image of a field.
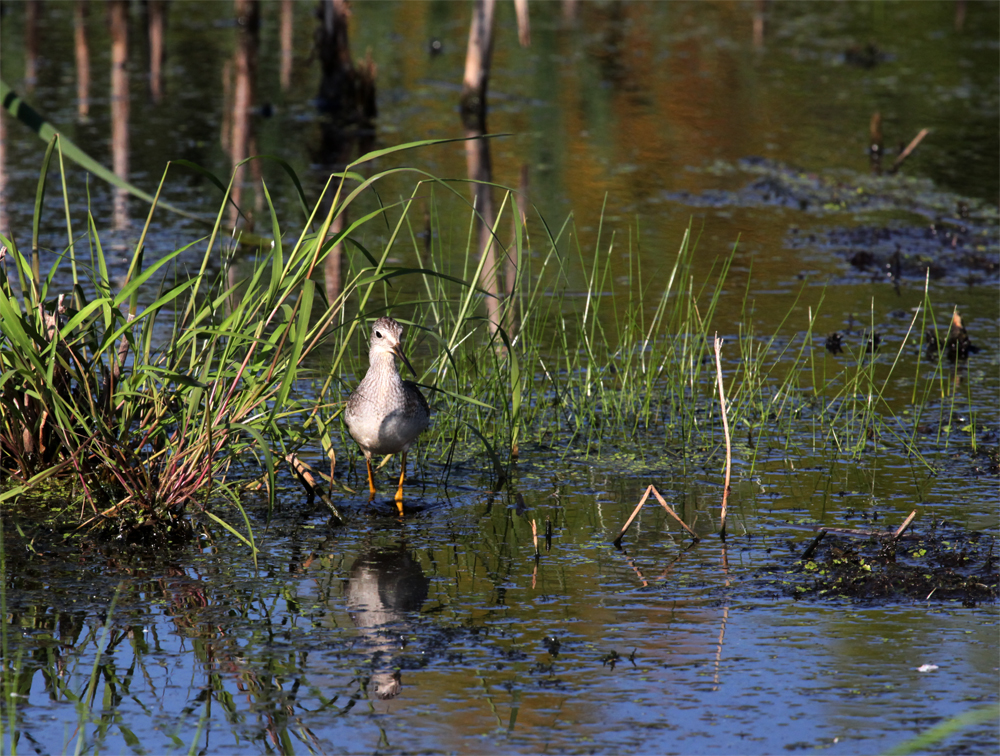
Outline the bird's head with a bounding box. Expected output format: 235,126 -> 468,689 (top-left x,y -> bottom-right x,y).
368,316 -> 418,376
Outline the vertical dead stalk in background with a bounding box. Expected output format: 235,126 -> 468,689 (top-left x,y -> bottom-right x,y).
0,113 -> 6,240
463,137 -> 500,334
752,0 -> 766,49
25,0 -> 39,92
714,334 -> 731,540
869,111 -> 883,173
324,211 -> 346,305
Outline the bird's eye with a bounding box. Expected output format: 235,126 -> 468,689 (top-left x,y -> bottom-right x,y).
375,330 -> 383,339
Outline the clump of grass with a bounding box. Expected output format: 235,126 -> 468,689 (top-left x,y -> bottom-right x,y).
0,136 -> 477,544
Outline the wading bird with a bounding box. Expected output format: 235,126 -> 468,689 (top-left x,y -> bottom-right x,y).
345,316 -> 430,514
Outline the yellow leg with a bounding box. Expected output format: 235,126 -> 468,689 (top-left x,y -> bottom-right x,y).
394,452 -> 407,515
366,458 -> 377,501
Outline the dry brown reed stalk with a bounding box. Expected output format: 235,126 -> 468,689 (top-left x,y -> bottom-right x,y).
612,484 -> 699,547
889,128 -> 930,173
531,518 -> 539,558
892,509 -> 917,540
714,335 -> 732,539
807,524 -> 920,540
285,452 -> 345,524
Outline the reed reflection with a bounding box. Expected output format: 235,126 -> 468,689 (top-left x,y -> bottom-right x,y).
314,0 -> 377,303
280,0 -> 294,90
25,0 -> 40,93
226,0 -> 262,231
74,0 -> 91,120
146,0 -> 166,103
461,0 -> 500,334
109,0 -> 129,229
460,0 -> 530,337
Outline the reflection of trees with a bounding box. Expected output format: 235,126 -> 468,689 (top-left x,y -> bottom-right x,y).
461,0 -> 530,337
317,0 -> 377,126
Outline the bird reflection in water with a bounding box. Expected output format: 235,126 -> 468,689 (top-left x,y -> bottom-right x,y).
344,542 -> 430,700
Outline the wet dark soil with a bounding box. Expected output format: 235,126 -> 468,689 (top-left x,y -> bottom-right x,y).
787,223 -> 998,286
782,522 -> 997,604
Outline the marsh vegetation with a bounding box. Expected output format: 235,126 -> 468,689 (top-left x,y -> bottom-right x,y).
1,2 -> 996,754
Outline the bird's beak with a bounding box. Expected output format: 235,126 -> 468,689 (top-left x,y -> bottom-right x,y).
393,343 -> 419,377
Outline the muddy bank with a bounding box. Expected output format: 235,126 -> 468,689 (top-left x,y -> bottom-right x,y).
774,521 -> 997,604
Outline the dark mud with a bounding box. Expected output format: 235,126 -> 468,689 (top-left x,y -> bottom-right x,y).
779,522 -> 998,604
787,223 -> 998,286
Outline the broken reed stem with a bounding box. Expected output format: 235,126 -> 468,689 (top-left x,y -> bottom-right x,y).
714,334 -> 732,539
612,484 -> 699,546
893,509 -> 917,540
285,453 -> 345,525
808,525 -> 919,540
649,487 -> 699,541
889,128 -> 930,173
531,518 -> 539,558
612,485 -> 654,546
800,509 -> 918,559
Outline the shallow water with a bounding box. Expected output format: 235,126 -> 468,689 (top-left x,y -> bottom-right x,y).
4,470 -> 997,754
1,1 -> 998,754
